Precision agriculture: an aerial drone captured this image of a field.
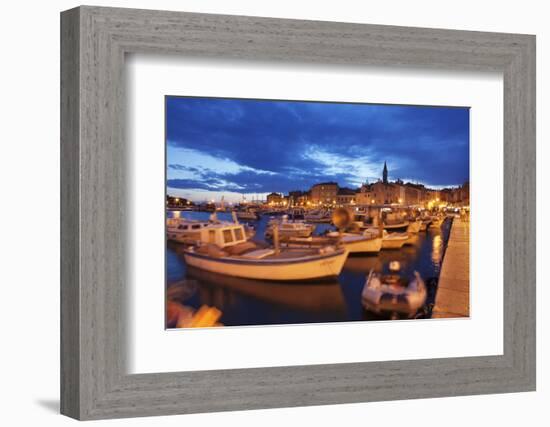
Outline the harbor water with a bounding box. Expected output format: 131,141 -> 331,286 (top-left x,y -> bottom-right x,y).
166,211 -> 452,327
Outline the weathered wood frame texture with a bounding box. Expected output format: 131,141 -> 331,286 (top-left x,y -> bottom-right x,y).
60,6 -> 536,420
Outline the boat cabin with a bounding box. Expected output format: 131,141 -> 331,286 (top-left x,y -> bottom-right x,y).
197,224 -> 248,248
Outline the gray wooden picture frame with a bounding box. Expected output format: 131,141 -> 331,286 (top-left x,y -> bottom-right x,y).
60,5 -> 536,420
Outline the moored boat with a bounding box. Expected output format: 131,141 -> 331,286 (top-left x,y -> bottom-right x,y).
362,263 -> 427,318
265,216 -> 315,239
167,213 -> 255,244
183,222 -> 349,281
381,230 -> 409,249
406,219 -> 422,234
235,209 -> 260,221
285,231 -> 382,254
304,209 -> 332,223
383,212 -> 409,232
166,218 -> 212,244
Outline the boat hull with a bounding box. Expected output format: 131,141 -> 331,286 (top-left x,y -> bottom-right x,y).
344,236 -> 382,254
383,222 -> 409,233
183,248 -> 349,281
381,237 -> 408,249
236,213 -> 259,221
406,221 -> 421,233
265,226 -> 314,239
285,235 -> 382,254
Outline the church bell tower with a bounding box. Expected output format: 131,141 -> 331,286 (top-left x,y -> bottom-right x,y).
382,161 -> 388,184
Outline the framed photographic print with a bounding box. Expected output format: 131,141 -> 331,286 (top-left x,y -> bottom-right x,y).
61,6 -> 536,420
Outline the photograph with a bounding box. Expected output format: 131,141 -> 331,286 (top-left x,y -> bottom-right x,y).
164,96 -> 470,328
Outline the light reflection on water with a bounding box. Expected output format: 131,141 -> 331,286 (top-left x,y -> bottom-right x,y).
166,210 -> 452,326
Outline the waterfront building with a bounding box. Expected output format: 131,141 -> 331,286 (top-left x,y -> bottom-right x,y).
336,187 -> 358,206
166,195 -> 191,208
288,190 -> 310,207
357,180 -> 405,205
310,182 -> 339,205
403,183 -> 426,206
266,192 -> 284,206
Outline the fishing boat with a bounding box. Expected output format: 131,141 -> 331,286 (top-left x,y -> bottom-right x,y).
304,209 -> 332,223
167,213 -> 254,244
362,262 -> 427,318
383,212 -> 409,232
265,216 -> 315,239
406,219 -> 422,233
381,230 -> 409,249
283,231 -> 382,254
183,223 -> 349,281
350,212 -> 374,231
166,218 -> 212,244
287,208 -> 306,220
235,210 -> 259,221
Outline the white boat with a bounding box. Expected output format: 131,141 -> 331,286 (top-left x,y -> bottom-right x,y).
350,213 -> 373,231
265,216 -> 315,239
362,265 -> 426,318
286,232 -> 382,254
287,208 -> 306,220
381,230 -> 409,249
304,210 -> 332,223
166,218 -> 212,244
383,213 -> 409,232
406,220 -> 422,234
183,223 -> 349,281
404,233 -> 419,246
167,213 -> 254,244
235,210 -> 259,221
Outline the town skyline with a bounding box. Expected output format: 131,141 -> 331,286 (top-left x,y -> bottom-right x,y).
167,165 -> 468,204
168,162 -> 469,206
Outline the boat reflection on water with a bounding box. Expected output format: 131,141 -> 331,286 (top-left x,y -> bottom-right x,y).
343,242 -> 422,276
343,256 -> 383,274
185,266 -> 347,315
431,235 -> 443,265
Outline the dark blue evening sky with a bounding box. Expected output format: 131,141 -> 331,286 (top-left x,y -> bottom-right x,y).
166,96 -> 469,202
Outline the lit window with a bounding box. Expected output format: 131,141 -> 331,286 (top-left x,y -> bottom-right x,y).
223,229 -> 234,243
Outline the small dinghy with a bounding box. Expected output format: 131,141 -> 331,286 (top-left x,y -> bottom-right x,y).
362,262 -> 427,318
